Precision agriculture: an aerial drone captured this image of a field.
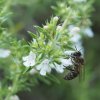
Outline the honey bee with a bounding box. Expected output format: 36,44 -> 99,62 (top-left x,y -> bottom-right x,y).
64,51 -> 84,80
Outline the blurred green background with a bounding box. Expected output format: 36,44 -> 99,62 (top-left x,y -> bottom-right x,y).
8,0 -> 100,100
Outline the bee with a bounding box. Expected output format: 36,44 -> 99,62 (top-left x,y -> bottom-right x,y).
64,51 -> 84,80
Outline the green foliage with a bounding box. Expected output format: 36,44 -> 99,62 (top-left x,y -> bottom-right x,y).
0,0 -> 98,100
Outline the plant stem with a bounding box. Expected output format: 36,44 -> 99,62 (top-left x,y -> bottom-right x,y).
60,11 -> 72,33
5,73 -> 20,100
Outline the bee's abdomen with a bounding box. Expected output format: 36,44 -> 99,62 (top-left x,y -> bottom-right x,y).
64,71 -> 79,80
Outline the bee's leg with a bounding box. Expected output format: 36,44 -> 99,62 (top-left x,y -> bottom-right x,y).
71,58 -> 76,65
65,65 -> 74,71
71,58 -> 80,66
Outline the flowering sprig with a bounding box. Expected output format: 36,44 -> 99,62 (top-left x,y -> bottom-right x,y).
0,0 -> 94,99
22,6 -> 88,76
53,0 -> 94,38
22,16 -> 74,76
22,0 -> 94,78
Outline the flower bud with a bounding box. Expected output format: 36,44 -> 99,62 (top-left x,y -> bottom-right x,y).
53,16 -> 59,22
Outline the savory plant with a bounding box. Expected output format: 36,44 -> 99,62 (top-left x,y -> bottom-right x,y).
0,0 -> 94,99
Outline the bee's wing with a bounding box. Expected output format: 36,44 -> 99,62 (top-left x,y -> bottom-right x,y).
82,64 -> 85,80
79,65 -> 85,82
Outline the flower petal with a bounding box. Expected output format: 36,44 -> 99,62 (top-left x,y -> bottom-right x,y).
23,61 -> 30,67
70,34 -> 81,43
40,68 -> 46,76
61,58 -> 73,67
64,50 -> 74,55
22,51 -> 36,67
55,64 -> 64,73
84,27 -> 94,38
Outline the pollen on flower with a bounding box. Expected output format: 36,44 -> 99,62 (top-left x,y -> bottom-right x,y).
22,51 -> 36,67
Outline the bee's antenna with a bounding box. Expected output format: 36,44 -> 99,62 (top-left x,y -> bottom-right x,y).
75,45 -> 78,51
74,45 -> 83,52
79,48 -> 83,52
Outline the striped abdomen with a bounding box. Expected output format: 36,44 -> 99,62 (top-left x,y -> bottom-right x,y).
64,70 -> 79,80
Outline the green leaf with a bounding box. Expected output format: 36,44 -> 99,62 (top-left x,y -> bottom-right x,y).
28,31 -> 37,39
38,76 -> 51,85
23,67 -> 32,74
47,74 -> 60,84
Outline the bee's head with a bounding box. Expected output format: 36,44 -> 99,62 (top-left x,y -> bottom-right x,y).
71,51 -> 81,57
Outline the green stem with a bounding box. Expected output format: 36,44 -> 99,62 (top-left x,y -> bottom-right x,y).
5,74 -> 20,100
60,10 -> 73,33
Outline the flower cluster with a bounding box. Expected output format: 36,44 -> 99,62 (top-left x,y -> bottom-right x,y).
68,25 -> 94,51
0,0 -> 94,99
22,51 -> 73,76
22,0 -> 94,77
22,11 -> 94,76
22,16 -> 77,76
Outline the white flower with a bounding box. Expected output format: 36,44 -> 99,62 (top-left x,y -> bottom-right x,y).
0,49 -> 11,58
69,25 -> 80,34
10,95 -> 20,100
64,50 -> 75,55
60,58 -> 73,67
22,51 -> 36,67
83,27 -> 94,38
51,58 -> 73,74
73,0 -> 86,3
75,41 -> 84,54
51,63 -> 64,73
36,59 -> 51,76
54,63 -> 64,73
68,25 -> 81,43
70,34 -> 81,43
